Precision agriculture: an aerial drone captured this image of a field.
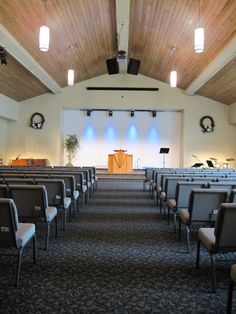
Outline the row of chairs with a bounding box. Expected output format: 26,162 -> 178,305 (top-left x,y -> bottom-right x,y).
0,167 -> 97,287
145,170 -> 236,291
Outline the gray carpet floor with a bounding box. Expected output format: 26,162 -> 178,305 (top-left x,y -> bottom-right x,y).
0,179 -> 235,313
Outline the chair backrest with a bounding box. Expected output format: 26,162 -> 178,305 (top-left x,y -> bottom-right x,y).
0,184 -> 9,198
229,189 -> 236,202
176,182 -> 204,208
208,182 -> 235,192
35,179 -> 65,207
5,178 -> 35,185
68,172 -> 84,191
164,177 -> 189,199
189,188 -> 229,223
8,184 -> 48,220
0,198 -> 19,248
51,175 -> 76,197
214,203 -> 236,252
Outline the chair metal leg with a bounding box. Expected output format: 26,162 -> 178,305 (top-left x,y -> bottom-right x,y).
55,216 -> 58,238
33,234 -> 37,264
210,254 -> 216,293
16,249 -> 23,287
227,280 -> 234,314
196,239 -> 201,269
167,207 -> 170,225
186,226 -> 190,253
173,212 -> 177,233
45,223 -> 50,250
178,219 -> 182,241
63,210 -> 67,231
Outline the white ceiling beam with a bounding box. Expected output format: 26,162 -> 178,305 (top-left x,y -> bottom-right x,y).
116,0 -> 130,74
0,24 -> 61,94
185,35 -> 236,95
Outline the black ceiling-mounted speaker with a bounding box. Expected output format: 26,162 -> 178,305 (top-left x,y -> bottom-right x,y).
127,58 -> 141,75
106,57 -> 119,75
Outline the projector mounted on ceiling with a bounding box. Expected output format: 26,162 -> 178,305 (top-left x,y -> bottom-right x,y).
117,50 -> 126,63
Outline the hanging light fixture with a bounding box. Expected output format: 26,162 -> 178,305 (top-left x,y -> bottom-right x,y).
194,0 -> 204,53
39,0 -> 50,52
170,47 -> 177,88
67,45 -> 75,86
68,69 -> 75,86
170,70 -> 177,88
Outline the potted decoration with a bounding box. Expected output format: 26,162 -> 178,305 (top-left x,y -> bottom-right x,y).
64,134 -> 80,166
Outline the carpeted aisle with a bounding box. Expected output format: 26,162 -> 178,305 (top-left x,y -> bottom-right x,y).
0,179 -> 234,313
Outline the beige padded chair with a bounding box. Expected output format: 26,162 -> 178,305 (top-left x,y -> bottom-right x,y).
0,198 -> 36,287
9,184 -> 57,250
178,188 -> 228,253
196,203 -> 236,292
227,264 -> 236,314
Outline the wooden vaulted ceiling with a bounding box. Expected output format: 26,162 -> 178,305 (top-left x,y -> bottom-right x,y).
0,0 -> 236,105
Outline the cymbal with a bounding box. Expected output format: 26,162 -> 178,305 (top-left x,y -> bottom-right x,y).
209,157 -> 217,161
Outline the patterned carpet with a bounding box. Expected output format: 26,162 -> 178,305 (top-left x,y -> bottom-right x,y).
0,179 -> 235,313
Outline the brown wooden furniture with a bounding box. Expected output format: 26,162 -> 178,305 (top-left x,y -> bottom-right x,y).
11,159 -> 49,166
108,150 -> 133,174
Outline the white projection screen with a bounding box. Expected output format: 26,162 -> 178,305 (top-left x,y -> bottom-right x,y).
62,109 -> 182,168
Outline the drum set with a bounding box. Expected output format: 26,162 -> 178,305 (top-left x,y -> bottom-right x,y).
209,157 -> 235,169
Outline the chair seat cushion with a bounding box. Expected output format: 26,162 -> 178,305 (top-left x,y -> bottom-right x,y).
198,227 -> 215,251
160,191 -> 166,200
73,190 -> 79,200
231,264 -> 236,282
179,209 -> 189,224
64,197 -> 71,209
46,206 -> 57,222
16,223 -> 35,248
167,199 -> 176,210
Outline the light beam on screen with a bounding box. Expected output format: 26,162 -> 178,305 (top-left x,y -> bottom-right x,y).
105,125 -> 116,141
148,125 -> 160,143
83,124 -> 96,141
127,124 -> 138,143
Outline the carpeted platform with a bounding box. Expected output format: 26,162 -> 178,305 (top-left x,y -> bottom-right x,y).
0,179 -> 235,313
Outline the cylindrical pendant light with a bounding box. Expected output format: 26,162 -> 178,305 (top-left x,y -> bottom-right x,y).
68,69 -> 75,86
194,27 -> 204,53
170,70 -> 177,88
194,0 -> 204,53
39,25 -> 50,52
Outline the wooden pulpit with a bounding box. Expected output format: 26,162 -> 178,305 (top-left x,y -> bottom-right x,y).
108,149 -> 133,174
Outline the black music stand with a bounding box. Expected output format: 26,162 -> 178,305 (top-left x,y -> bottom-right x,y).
159,148 -> 170,168
191,163 -> 203,168
206,160 -> 214,168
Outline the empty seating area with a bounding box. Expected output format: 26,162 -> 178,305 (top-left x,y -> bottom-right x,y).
1,165 -> 236,312
0,165 -> 97,286
145,167 -> 236,309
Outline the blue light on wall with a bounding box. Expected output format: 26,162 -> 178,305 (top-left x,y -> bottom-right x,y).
148,125 -> 160,143
127,124 -> 138,142
105,125 -> 116,141
83,124 -> 96,141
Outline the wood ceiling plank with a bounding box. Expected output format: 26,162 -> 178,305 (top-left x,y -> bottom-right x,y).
129,0 -> 236,94
196,57 -> 236,105
0,0 -> 117,89
0,54 -> 49,102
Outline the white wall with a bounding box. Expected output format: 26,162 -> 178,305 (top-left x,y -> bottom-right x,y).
62,110 -> 182,168
0,116 -> 9,163
5,74 -> 236,168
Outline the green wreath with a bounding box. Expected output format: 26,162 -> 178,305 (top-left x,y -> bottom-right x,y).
200,116 -> 215,133
30,112 -> 45,129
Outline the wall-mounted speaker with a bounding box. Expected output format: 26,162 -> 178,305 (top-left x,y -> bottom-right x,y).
106,57 -> 119,75
127,58 -> 141,75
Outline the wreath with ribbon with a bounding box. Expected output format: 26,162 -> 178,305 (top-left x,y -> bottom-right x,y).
200,116 -> 215,133
30,112 -> 45,129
